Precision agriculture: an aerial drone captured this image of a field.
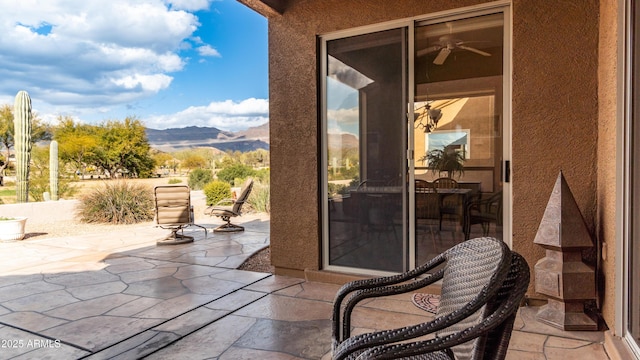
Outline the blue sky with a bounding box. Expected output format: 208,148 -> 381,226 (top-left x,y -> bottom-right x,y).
0,0 -> 268,131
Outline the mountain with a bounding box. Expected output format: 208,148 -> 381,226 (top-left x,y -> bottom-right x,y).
146,124 -> 269,153
234,123 -> 269,141
328,133 -> 358,150
146,126 -> 235,143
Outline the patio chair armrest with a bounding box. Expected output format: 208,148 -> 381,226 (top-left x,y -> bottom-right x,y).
333,253 -> 450,347
215,198 -> 236,206
333,277 -> 510,360
347,313 -> 513,360
204,199 -> 236,215
340,253 -> 530,360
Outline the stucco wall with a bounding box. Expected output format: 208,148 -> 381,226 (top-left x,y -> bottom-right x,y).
597,0 -> 619,334
266,0 -> 601,309
511,1 -> 599,292
267,0 -> 488,277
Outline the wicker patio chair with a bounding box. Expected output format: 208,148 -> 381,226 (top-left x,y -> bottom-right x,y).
205,178 -> 254,233
332,237 -> 530,360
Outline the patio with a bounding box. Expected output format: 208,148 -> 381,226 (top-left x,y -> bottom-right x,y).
0,213 -> 610,359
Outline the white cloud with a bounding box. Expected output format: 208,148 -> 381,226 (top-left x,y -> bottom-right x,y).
0,0 -> 218,114
166,0 -> 214,11
111,74 -> 174,92
144,98 -> 269,131
197,45 -> 221,57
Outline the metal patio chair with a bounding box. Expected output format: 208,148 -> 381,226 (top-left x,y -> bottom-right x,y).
332,237 -> 530,360
154,185 -> 207,245
205,178 -> 254,233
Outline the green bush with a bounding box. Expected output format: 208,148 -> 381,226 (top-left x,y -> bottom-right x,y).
0,189 -> 13,196
253,168 -> 270,183
247,181 -> 270,213
28,173 -> 77,202
203,180 -> 232,206
167,178 -> 182,184
77,181 -> 154,224
188,168 -> 213,190
328,183 -> 347,197
216,164 -> 255,185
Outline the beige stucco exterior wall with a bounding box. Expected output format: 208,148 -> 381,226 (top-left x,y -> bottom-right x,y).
511,1 -> 599,292
265,0 -> 602,316
597,0 -> 619,334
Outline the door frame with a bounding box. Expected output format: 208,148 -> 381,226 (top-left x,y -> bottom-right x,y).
320,2 -> 512,275
618,0 -> 640,356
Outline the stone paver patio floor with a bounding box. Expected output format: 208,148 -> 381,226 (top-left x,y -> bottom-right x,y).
0,213 -> 611,359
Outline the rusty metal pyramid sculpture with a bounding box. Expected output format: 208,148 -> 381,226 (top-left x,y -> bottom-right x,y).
534,171 -> 597,330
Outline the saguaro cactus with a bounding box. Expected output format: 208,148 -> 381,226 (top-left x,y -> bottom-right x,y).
13,91 -> 32,203
50,140 -> 59,201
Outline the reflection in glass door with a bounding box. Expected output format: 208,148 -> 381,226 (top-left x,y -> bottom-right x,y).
322,10 -> 508,275
413,13 -> 505,266
323,28 -> 408,273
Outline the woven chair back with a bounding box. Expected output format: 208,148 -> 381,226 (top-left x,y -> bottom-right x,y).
435,237 -> 510,360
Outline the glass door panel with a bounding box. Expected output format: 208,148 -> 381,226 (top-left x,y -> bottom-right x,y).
325,28 -> 408,273
413,13 -> 505,266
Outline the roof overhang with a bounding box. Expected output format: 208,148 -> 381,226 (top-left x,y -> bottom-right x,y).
237,0 -> 287,17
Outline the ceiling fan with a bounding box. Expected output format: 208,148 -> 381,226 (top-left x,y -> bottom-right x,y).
417,35 -> 492,65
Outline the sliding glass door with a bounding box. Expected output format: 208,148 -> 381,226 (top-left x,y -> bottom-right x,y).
322,7 -> 509,275
413,13 -> 506,266
323,27 -> 409,273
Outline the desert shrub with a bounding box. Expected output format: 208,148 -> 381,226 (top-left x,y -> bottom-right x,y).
216,164 -> 255,185
167,178 -> 182,184
28,173 -> 77,202
247,181 -> 270,213
253,168 -> 270,182
203,180 -> 232,206
188,168 -> 213,190
77,181 -> 154,224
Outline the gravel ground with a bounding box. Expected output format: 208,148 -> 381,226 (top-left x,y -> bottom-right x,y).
237,246 -> 273,273
23,220 -> 157,240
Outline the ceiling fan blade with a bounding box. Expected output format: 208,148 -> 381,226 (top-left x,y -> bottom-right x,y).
433,47 -> 451,65
458,45 -> 491,57
416,45 -> 442,57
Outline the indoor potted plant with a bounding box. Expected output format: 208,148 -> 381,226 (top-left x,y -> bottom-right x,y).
423,147 -> 465,178
0,216 -> 27,241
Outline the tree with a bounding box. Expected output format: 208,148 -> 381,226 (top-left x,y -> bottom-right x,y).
0,104 -> 52,178
151,150 -> 175,175
92,117 -> 155,178
53,116 -> 98,179
26,144 -> 77,201
180,154 -> 207,173
216,163 -> 256,185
